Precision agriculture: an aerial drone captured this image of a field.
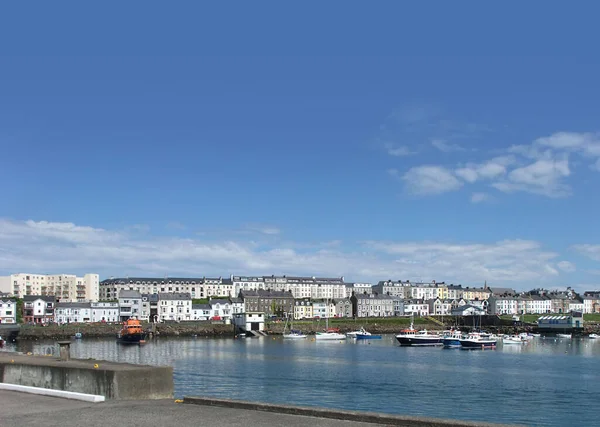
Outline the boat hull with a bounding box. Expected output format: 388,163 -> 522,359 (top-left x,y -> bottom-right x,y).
460,340 -> 496,349
283,334 -> 307,340
117,333 -> 146,344
355,334 -> 381,340
442,339 -> 462,348
396,336 -> 442,346
315,333 -> 346,340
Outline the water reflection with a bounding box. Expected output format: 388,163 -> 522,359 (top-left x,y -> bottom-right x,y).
2,335 -> 599,427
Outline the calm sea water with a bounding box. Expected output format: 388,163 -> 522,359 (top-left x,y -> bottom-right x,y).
3,335 -> 599,427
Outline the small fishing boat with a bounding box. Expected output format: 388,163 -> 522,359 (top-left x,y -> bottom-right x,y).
557,333 -> 572,339
117,318 -> 146,344
74,332 -> 82,339
396,325 -> 443,346
589,333 -> 599,339
460,332 -> 497,349
442,331 -> 464,348
355,330 -> 382,340
502,335 -> 525,345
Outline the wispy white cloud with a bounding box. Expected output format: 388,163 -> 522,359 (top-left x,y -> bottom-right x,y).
0,219 -> 573,288
470,192 -> 489,204
384,142 -> 414,157
557,261 -> 576,272
572,244 -> 600,262
455,156 -> 514,183
492,157 -> 571,197
401,166 -> 463,195
166,221 -> 186,231
431,138 -> 465,153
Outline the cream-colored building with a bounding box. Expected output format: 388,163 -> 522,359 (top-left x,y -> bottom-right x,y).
0,273 -> 99,302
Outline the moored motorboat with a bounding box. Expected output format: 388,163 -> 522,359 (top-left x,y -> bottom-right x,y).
442,331 -> 464,348
589,333 -> 599,339
396,323 -> 442,346
117,318 -> 146,344
557,333 -> 572,339
502,335 -> 525,345
355,330 -> 382,340
460,332 -> 497,349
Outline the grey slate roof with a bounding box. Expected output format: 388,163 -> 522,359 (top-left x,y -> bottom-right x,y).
118,290 -> 142,299
102,277 -> 205,284
489,287 -> 516,296
158,292 -> 191,301
23,295 -> 55,303
56,302 -> 92,309
239,290 -> 293,298
209,299 -> 230,305
192,304 -> 211,310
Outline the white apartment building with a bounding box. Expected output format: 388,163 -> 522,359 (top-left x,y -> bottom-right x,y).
0,273 -> 99,302
355,294 -> 396,318
583,296 -> 600,313
488,296 -> 519,315
0,297 -> 16,324
517,296 -> 553,314
100,277 -> 207,300
158,293 -> 192,322
569,301 -> 584,312
233,275 -> 347,300
410,285 -> 441,300
372,280 -> 411,298
118,290 -> 142,321
91,301 -> 120,323
55,302 -> 92,324
345,282 -> 373,297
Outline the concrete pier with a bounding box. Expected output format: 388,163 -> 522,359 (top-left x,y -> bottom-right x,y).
0,352 -> 173,400
0,390 -> 524,427
184,396 -> 523,427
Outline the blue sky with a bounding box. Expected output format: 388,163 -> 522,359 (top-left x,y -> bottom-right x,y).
1,2 -> 600,290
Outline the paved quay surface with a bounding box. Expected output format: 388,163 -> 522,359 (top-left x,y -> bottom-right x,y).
0,390 -> 523,427
0,390 -> 384,427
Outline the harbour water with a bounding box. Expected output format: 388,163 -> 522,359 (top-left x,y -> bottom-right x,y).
3,335 -> 599,427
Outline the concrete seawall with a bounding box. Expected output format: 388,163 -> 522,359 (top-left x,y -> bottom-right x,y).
184,396 -> 524,427
0,352 -> 173,400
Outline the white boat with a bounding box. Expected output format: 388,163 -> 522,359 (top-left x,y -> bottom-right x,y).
396,326 -> 443,346
503,335 -> 525,344
315,330 -> 346,340
589,334 -> 599,339
557,333 -> 572,339
315,298 -> 346,341
347,327 -> 368,338
283,315 -> 307,340
442,331 -> 464,348
460,332 -> 497,349
518,332 -> 533,341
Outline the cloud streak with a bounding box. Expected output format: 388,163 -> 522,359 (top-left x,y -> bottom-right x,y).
0,218 -> 578,289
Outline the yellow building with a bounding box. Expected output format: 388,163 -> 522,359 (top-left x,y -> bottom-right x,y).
463,287 -> 491,301
294,299 -> 313,320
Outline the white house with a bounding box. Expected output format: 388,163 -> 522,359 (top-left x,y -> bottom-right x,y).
191,303 -> 212,321
569,301 -> 584,312
403,300 -> 430,316
54,302 -> 92,324
158,292 -> 192,322
91,301 -> 120,323
118,290 -> 143,321
583,296 -> 600,314
0,297 -> 16,324
427,298 -> 453,316
451,304 -> 486,316
488,296 -> 518,315
232,312 -> 265,334
312,300 -> 327,319
23,295 -> 56,324
230,297 -> 244,315
209,298 -> 233,321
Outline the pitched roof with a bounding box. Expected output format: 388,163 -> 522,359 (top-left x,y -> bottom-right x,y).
192,304 -> 211,310
56,302 -> 92,309
158,292 -> 191,301
118,290 -> 142,298
23,295 -> 55,303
